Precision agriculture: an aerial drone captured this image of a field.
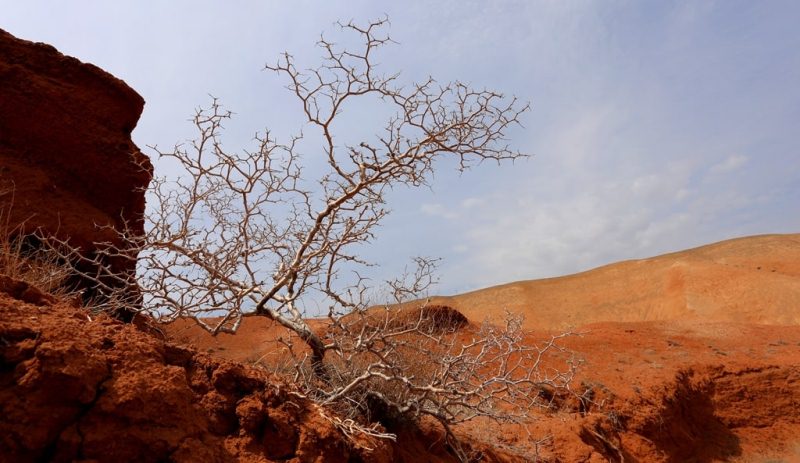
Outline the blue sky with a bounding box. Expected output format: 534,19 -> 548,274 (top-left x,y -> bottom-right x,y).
3,1 -> 799,296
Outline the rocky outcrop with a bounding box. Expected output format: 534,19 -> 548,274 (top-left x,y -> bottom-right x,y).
0,28 -> 152,276
0,283 -> 391,463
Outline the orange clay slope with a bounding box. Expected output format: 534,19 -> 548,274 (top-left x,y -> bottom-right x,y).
167,233 -> 800,363
162,233 -> 800,461
429,233 -> 800,330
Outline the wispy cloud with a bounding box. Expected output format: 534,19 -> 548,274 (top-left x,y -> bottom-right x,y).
710,154 -> 748,174
420,203 -> 459,220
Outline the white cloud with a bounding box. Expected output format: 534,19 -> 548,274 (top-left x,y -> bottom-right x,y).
710,154 -> 748,174
420,203 -> 459,220
460,197 -> 486,209
436,142 -> 791,294
674,188 -> 691,201
544,104 -> 625,171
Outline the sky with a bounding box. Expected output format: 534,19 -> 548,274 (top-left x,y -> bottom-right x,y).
3,1 -> 799,298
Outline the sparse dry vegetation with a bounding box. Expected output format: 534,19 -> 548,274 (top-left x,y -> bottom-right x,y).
36,17 -> 576,457
280,306 -> 577,451
0,184 -> 76,299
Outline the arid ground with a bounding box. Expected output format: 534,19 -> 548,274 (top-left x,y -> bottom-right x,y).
166,233 -> 800,461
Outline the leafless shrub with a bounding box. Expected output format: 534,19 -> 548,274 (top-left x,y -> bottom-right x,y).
270,302 -> 577,457
41,221 -> 143,312
68,15 -> 528,336
45,17 -> 576,457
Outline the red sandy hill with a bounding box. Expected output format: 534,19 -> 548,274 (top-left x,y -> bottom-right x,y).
432,233 -> 800,330
169,234 -> 800,462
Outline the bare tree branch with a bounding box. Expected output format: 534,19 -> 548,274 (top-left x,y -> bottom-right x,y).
39,18 -> 575,458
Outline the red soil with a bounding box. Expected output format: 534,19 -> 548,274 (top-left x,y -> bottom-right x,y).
169,234 -> 800,462
431,233 -> 800,330
167,316 -> 800,462
0,286 -> 395,463
526,320 -> 800,462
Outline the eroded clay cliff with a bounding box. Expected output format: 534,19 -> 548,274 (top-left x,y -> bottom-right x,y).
0,28 -> 152,277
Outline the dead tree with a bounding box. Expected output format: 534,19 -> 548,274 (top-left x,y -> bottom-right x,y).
50,18 -> 576,451
144,17 -> 528,364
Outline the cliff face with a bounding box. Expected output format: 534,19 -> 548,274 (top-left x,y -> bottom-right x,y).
0,28 -> 152,266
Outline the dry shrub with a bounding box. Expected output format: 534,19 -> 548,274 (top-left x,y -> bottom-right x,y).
0,185 -> 76,299
29,18 -> 577,460
275,303 -> 577,453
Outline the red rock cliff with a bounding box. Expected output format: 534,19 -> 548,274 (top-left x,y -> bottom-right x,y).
0,28 -> 152,267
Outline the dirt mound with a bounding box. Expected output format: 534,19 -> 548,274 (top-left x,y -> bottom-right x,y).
0,28 -> 152,278
432,233 -> 800,330
622,364 -> 800,461
164,305 -> 470,367
346,304 -> 470,335
0,284 -> 395,463
522,320 -> 800,462
392,304 -> 470,333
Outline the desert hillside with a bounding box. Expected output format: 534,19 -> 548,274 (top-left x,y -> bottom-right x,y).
167,233 -> 800,364
431,233 -> 800,330
166,233 -> 800,462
